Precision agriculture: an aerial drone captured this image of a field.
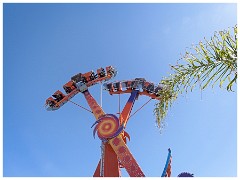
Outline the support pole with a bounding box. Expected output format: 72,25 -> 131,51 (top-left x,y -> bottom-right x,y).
100,142 -> 105,177
100,83 -> 103,107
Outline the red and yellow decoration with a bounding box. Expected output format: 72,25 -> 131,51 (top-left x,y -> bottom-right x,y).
92,114 -> 124,141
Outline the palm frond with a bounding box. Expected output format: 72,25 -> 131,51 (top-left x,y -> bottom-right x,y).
155,25 -> 237,128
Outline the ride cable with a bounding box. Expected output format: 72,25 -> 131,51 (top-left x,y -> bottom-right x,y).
68,100 -> 93,113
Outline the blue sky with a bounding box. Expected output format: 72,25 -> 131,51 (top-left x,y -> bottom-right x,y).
3,3 -> 237,177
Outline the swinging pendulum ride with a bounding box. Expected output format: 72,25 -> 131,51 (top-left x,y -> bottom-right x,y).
45,66 -> 173,177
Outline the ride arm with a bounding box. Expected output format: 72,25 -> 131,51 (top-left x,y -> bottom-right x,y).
83,90 -> 123,177
82,89 -> 105,120
109,134 -> 145,177
119,90 -> 139,127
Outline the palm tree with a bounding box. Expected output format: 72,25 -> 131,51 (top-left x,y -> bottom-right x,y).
154,25 -> 237,128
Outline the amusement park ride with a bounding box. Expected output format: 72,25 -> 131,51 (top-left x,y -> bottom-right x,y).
45,66 -> 193,177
